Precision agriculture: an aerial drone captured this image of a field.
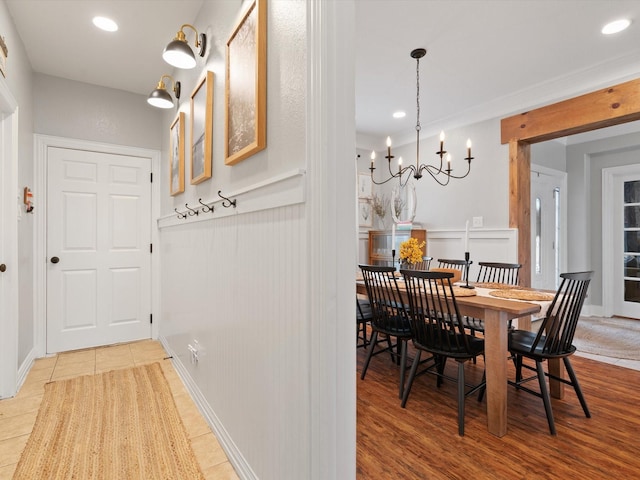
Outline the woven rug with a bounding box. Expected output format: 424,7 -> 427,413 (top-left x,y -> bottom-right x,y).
13,362 -> 205,479
572,316 -> 640,361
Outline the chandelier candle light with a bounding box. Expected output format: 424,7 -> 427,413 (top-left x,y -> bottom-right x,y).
369,48 -> 474,187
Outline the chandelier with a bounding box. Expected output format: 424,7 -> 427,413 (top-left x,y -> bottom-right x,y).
369,48 -> 474,186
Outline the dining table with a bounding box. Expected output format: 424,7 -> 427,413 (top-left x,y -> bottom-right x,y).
356,277 -> 554,437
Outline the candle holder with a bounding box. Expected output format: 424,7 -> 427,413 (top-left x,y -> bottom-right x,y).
460,251 -> 475,289
391,249 -> 396,271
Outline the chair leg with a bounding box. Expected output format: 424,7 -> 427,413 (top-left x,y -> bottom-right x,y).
360,331 -> 378,380
401,350 -> 422,408
563,357 -> 591,418
436,356 -> 446,387
536,360 -> 556,435
477,367 -> 487,403
457,361 -> 465,436
398,339 -> 408,399
514,354 -> 523,385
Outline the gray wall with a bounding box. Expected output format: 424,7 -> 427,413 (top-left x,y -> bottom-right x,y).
0,0 -> 35,368
33,73 -> 162,149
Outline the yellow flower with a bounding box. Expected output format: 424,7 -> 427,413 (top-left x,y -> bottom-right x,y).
399,237 -> 426,264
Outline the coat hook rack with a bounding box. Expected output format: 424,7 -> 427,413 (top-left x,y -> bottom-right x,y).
185,203 -> 199,216
218,190 -> 237,208
175,208 -> 187,219
198,198 -> 214,213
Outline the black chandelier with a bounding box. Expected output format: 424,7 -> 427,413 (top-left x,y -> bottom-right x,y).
369,48 -> 474,186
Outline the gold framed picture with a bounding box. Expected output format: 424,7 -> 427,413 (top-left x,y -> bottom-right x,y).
224,0 -> 267,166
169,112 -> 185,196
190,71 -> 214,184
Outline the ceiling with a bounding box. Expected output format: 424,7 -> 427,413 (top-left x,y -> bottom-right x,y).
6,0 -> 640,149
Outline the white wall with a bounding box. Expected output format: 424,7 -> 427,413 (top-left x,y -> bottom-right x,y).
157,1 -> 356,479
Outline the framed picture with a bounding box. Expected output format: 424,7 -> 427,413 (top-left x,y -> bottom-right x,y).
359,199 -> 373,228
358,173 -> 372,199
224,0 -> 267,166
169,112 -> 185,196
190,71 -> 214,184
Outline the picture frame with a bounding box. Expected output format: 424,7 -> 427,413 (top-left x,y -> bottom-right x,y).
224,0 -> 267,166
169,112 -> 185,196
358,199 -> 373,228
358,173 -> 372,199
190,71 -> 214,184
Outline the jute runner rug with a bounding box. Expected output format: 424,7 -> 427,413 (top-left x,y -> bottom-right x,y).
573,316 -> 640,361
13,362 -> 205,479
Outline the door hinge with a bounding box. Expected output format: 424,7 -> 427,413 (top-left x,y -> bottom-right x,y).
150,314 -> 153,324
150,243 -> 153,253
150,172 -> 153,183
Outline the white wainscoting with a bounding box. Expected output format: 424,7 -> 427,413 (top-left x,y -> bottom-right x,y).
427,228 -> 518,279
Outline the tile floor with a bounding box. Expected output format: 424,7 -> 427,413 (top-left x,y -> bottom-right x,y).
0,340 -> 239,480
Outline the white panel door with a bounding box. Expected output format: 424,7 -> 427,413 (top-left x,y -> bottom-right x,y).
47,147 -> 152,353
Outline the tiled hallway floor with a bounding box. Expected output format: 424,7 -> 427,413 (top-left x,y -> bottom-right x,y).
0,340 -> 239,480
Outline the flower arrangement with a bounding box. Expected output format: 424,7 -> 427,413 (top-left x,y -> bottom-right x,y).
399,237 -> 426,265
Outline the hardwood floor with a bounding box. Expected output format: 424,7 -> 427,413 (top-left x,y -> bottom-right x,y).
357,340 -> 640,479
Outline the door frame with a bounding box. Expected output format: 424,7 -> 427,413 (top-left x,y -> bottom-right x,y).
34,135 -> 161,356
602,163 -> 640,317
0,78 -> 18,398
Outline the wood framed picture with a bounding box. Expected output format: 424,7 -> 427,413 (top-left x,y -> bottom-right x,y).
190,71 -> 214,184
359,199 -> 373,228
169,112 -> 185,195
224,0 -> 267,166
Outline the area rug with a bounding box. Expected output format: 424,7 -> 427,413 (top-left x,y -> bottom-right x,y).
13,362 -> 205,479
572,316 -> 640,361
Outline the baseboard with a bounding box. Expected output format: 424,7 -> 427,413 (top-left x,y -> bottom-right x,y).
16,348 -> 37,394
158,336 -> 257,480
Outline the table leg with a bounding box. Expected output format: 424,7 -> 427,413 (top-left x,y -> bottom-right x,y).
548,358 -> 565,399
483,309 -> 509,437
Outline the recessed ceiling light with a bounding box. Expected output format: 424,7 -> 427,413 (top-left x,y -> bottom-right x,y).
601,19 -> 630,35
93,16 -> 118,32
393,111 -> 406,119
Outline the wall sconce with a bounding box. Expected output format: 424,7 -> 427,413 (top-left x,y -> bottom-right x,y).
147,74 -> 181,109
163,24 -> 206,69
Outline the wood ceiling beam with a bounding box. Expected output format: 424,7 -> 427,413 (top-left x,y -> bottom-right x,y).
500,77 -> 640,287
501,78 -> 640,145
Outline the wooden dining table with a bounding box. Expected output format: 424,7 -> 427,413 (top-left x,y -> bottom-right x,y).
356,279 -> 543,437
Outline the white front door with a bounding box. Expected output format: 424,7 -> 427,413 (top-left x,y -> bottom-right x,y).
531,167 -> 564,290
46,147 -> 152,353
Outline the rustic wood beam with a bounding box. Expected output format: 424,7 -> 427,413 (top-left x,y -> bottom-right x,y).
501,78 -> 640,145
508,140 -> 531,287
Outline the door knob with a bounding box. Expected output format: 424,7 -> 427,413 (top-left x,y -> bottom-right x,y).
51,256 -> 60,264
0,264 -> 6,272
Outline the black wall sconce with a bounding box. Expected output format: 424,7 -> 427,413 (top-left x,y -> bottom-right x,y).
163,24 -> 206,69
147,74 -> 181,109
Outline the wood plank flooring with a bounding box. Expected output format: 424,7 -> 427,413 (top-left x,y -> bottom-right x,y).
357,340 -> 640,479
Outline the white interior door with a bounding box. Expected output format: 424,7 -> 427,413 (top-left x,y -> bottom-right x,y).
0,83 -> 18,398
46,147 -> 152,353
531,168 -> 563,290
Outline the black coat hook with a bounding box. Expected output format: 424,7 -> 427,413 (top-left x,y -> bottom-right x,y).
218,190 -> 237,208
198,198 -> 214,213
185,203 -> 199,216
175,208 -> 187,219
